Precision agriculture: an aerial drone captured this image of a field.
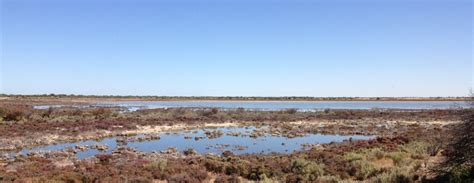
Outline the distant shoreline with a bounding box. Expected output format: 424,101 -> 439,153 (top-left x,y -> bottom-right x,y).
0,94 -> 470,102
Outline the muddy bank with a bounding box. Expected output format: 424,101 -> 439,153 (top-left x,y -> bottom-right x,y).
0,103 -> 463,137
0,102 -> 462,151
9,126 -> 376,160
0,118 -> 457,153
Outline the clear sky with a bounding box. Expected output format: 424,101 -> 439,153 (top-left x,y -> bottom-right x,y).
0,0 -> 472,97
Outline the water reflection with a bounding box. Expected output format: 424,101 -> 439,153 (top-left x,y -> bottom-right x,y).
19,127 -> 374,159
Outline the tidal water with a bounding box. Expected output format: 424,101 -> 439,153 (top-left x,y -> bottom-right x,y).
96,100 -> 467,111
18,127 -> 374,159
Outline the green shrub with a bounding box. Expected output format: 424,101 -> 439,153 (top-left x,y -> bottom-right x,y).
400,141 -> 429,158
345,152 -> 364,162
346,148 -> 385,162
388,152 -> 407,166
372,167 -> 413,183
373,149 -> 385,160
354,161 -> 379,180
318,175 -> 342,182
344,149 -> 384,180
258,174 -> 276,183
0,107 -> 5,118
289,158 -> 325,181
145,160 -> 167,172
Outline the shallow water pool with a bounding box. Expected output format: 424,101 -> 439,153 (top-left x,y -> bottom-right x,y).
18,127 -> 374,159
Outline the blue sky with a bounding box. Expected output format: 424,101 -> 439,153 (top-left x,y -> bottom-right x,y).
1,0 -> 472,97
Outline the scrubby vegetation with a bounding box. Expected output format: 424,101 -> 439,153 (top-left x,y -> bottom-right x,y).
0,102 -> 464,138
0,97 -> 471,182
432,96 -> 474,182
0,135 -> 450,182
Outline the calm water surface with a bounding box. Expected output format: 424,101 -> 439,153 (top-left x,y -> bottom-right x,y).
97,101 -> 467,111
18,127 -> 374,159
34,101 -> 468,111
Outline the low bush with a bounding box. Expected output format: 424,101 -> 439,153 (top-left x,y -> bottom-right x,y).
0,107 -> 5,118
167,173 -> 201,183
285,108 -> 298,114
446,165 -> 474,183
95,154 -> 113,165
372,167 -> 413,183
388,152 -> 407,166
353,160 -> 380,180
214,174 -> 240,183
2,106 -> 28,121
91,107 -> 113,119
42,107 -> 54,118
145,160 -> 167,172
289,158 -> 325,181
400,141 -> 429,158
199,108 -> 220,117
439,107 -> 474,182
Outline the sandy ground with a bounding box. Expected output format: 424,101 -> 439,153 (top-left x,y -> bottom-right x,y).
289,120 -> 460,126
122,122 -> 240,135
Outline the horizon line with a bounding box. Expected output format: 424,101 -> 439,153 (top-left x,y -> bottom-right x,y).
0,93 -> 470,99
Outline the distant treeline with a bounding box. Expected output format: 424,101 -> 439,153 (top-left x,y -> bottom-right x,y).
0,94 -> 470,101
